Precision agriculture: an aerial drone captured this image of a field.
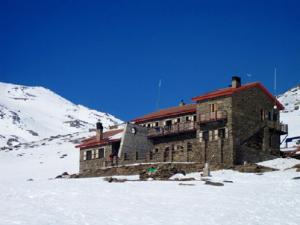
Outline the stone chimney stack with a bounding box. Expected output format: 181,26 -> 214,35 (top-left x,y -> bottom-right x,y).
96,121 -> 103,141
232,76 -> 241,88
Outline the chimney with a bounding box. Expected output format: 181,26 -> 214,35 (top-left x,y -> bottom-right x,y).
179,99 -> 186,106
232,76 -> 241,88
96,121 -> 103,141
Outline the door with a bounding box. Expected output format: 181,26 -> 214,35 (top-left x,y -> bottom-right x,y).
163,147 -> 170,162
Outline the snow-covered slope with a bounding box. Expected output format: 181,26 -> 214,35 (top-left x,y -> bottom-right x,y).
0,82 -> 122,148
278,84 -> 300,138
1,82 -> 300,225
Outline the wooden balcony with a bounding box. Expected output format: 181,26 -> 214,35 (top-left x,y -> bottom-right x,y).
267,121 -> 288,135
198,111 -> 227,124
147,121 -> 197,138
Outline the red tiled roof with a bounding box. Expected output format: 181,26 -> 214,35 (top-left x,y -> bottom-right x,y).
76,129 -> 123,149
132,104 -> 197,123
191,82 -> 284,110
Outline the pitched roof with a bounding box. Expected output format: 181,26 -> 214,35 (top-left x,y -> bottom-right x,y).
76,129 -> 124,149
191,82 -> 284,110
132,104 -> 197,123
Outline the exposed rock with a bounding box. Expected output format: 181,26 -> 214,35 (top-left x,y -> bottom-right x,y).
179,183 -> 195,186
223,180 -> 234,183
27,130 -> 39,136
201,178 -> 211,182
173,177 -> 196,181
103,177 -> 127,183
27,178 -> 34,181
55,172 -> 70,179
7,138 -> 19,146
292,164 -> 300,172
205,181 -> 224,186
234,163 -> 277,173
70,174 -> 79,178
292,177 -> 300,180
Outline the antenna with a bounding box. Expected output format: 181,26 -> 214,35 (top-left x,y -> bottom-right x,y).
156,79 -> 162,110
274,67 -> 277,96
274,67 -> 277,109
246,73 -> 252,83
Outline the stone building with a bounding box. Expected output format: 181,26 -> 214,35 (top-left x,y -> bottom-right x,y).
76,76 -> 288,174
76,122 -> 152,174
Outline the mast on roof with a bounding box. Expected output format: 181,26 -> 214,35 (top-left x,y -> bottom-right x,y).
156,79 -> 162,111
274,67 -> 277,109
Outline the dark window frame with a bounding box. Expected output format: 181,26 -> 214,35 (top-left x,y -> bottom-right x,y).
86,150 -> 92,160
98,148 -> 104,159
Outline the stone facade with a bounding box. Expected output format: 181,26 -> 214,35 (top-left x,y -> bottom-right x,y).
77,77 -> 288,176
231,86 -> 283,164
79,123 -> 153,175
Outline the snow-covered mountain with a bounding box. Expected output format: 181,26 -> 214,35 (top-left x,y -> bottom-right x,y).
0,82 -> 300,225
0,82 -> 122,148
278,84 -> 300,138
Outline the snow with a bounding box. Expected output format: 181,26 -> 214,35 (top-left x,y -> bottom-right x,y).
0,82 -> 122,147
1,82 -> 300,225
278,85 -> 300,138
1,136 -> 300,225
258,158 -> 300,170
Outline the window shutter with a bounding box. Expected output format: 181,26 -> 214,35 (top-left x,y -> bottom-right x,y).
96,149 -> 99,158
209,131 -> 213,141
83,151 -> 87,160
199,132 -> 203,142
214,130 -> 219,139
225,128 -> 229,138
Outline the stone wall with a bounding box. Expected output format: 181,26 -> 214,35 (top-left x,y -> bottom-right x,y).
79,144 -> 113,174
196,96 -> 234,166
232,86 -> 282,164
79,162 -> 205,178
149,132 -> 198,163
119,123 -> 153,161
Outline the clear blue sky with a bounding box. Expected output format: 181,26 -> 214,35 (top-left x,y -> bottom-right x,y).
1,0 -> 299,121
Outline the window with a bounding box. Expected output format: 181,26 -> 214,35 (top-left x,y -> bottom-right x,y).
218,128 -> 226,139
273,112 -> 278,122
135,152 -> 139,160
124,153 -> 129,161
268,111 -> 272,120
186,116 -> 190,122
203,131 -> 209,141
193,115 -> 197,122
86,150 -> 92,160
210,104 -> 217,112
177,145 -> 184,151
165,120 -> 172,127
149,151 -> 153,160
147,124 -> 151,128
177,118 -> 181,123
155,122 -> 159,127
260,109 -> 265,121
155,148 -> 159,153
187,142 -> 192,151
98,148 -> 104,158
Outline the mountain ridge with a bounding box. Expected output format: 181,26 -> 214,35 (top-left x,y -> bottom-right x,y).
0,82 -> 122,148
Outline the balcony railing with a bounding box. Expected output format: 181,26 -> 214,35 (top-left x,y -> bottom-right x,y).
267,121 -> 288,134
198,111 -> 227,123
147,121 -> 196,137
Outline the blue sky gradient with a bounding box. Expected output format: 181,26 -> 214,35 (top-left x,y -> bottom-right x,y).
1,0 -> 300,120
